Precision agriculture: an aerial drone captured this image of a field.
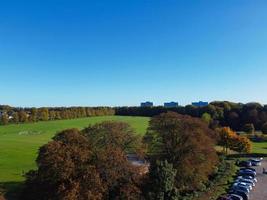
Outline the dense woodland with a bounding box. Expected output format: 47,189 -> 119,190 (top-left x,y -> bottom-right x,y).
116,101 -> 267,132
1,101 -> 267,134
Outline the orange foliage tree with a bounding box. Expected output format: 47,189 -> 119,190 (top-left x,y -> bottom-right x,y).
218,127 -> 252,154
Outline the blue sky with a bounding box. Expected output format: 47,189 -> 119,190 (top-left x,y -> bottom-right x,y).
1,0 -> 267,107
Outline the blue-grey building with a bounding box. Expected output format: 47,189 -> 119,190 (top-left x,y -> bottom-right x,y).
192,101 -> 209,107
164,102 -> 179,108
140,101 -> 153,107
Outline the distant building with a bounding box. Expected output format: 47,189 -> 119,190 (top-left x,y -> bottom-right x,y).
140,101 -> 153,107
164,102 -> 179,108
192,101 -> 209,107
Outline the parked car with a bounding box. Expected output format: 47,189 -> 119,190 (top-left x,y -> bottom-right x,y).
240,167 -> 256,172
233,182 -> 252,190
236,178 -> 255,187
250,159 -> 261,166
232,182 -> 252,191
237,175 -> 257,183
239,169 -> 256,175
228,194 -> 244,200
231,185 -> 250,194
229,190 -> 249,200
238,171 -> 256,178
238,161 -> 252,167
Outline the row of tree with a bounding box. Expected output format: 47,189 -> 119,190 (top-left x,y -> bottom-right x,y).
22,112 -> 247,200
0,106 -> 115,125
115,101 -> 267,132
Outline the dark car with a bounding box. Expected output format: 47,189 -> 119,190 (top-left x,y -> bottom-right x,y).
238,161 -> 252,167
236,178 -> 255,187
228,194 -> 244,200
238,170 -> 256,178
240,167 -> 256,172
239,169 -> 256,175
237,175 -> 257,183
229,190 -> 249,200
232,185 -> 250,194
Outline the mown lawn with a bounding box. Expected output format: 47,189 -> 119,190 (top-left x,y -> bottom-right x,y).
0,116 -> 149,183
252,141 -> 267,154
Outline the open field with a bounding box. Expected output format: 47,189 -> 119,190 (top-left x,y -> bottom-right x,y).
0,116 -> 149,183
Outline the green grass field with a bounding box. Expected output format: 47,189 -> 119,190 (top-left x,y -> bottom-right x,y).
252,142 -> 267,154
0,116 -> 149,183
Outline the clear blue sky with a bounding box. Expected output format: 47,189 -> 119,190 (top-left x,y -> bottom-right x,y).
1,0 -> 267,107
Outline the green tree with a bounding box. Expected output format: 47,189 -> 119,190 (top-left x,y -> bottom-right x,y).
147,160 -> 179,200
201,112 -> 212,124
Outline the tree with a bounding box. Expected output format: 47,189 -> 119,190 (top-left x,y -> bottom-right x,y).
231,136 -> 252,153
22,123 -> 144,200
217,127 -> 252,154
217,127 -> 234,154
29,108 -> 38,122
146,160 -> 179,200
243,123 -> 255,134
201,112 -> 212,125
262,122 -> 267,134
38,108 -> 49,121
21,129 -> 105,200
0,113 -> 9,125
82,121 -> 142,152
18,111 -> 28,123
12,112 -> 19,123
144,112 -> 218,191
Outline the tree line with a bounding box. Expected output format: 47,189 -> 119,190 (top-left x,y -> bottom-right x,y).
115,101 -> 267,132
0,105 -> 115,125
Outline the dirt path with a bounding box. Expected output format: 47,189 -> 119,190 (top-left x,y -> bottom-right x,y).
249,159 -> 267,200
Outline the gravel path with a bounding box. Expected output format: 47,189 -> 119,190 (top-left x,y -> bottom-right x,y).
249,160 -> 267,200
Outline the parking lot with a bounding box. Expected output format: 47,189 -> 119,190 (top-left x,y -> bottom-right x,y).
249,159 -> 267,200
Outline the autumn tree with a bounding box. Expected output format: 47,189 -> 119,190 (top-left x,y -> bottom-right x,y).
21,129 -> 105,200
38,108 -> 49,121
82,121 -> 142,153
144,112 -> 218,191
231,136 -> 252,153
22,123 -> 144,200
0,113 -> 9,125
12,112 -> 19,123
18,110 -> 28,123
217,127 -> 252,154
29,108 -> 38,122
217,127 -> 236,154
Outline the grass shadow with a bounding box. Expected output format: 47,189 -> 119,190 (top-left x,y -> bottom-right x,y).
0,182 -> 23,200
